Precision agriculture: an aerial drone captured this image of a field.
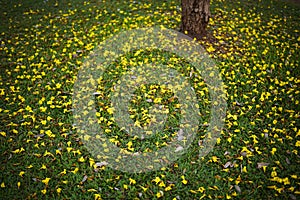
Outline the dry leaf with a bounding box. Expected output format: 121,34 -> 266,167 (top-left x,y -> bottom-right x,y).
234,185 -> 241,193
198,140 -> 203,146
264,133 -> 268,138
175,146 -> 184,152
177,129 -> 184,141
235,101 -> 243,106
95,161 -> 108,167
224,161 -> 232,169
81,175 -> 88,183
230,161 -> 236,168
289,194 -> 296,200
241,151 -> 247,157
257,162 -> 269,168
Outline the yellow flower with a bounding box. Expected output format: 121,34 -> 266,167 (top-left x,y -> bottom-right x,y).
94,194 -> 102,200
271,148 -> 277,155
198,187 -> 205,193
212,156 -> 219,162
56,149 -> 62,155
78,156 -> 85,162
291,175 -> 297,179
42,177 -> 51,186
40,164 -> 47,170
206,46 -> 215,53
190,189 -> 197,194
57,188 -> 62,194
12,149 -> 20,154
0,132 -> 6,137
153,176 -> 161,184
60,169 -> 67,175
45,130 -> 55,138
158,181 -> 165,187
129,178 -> 136,185
156,191 -> 163,198
283,177 -> 290,185
164,184 -> 173,191
19,171 -> 25,177
139,186 -> 148,192
107,107 -> 114,114
271,170 -> 277,177
41,189 -> 47,194
226,194 -> 232,199
71,168 -> 79,174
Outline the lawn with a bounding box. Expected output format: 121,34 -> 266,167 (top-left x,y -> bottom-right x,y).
0,0 -> 299,199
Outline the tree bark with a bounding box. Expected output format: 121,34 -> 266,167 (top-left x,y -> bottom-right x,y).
180,0 -> 211,40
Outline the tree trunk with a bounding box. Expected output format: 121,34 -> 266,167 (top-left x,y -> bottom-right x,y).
180,0 -> 211,40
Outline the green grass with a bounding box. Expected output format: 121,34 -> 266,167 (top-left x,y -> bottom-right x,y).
0,0 -> 299,199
